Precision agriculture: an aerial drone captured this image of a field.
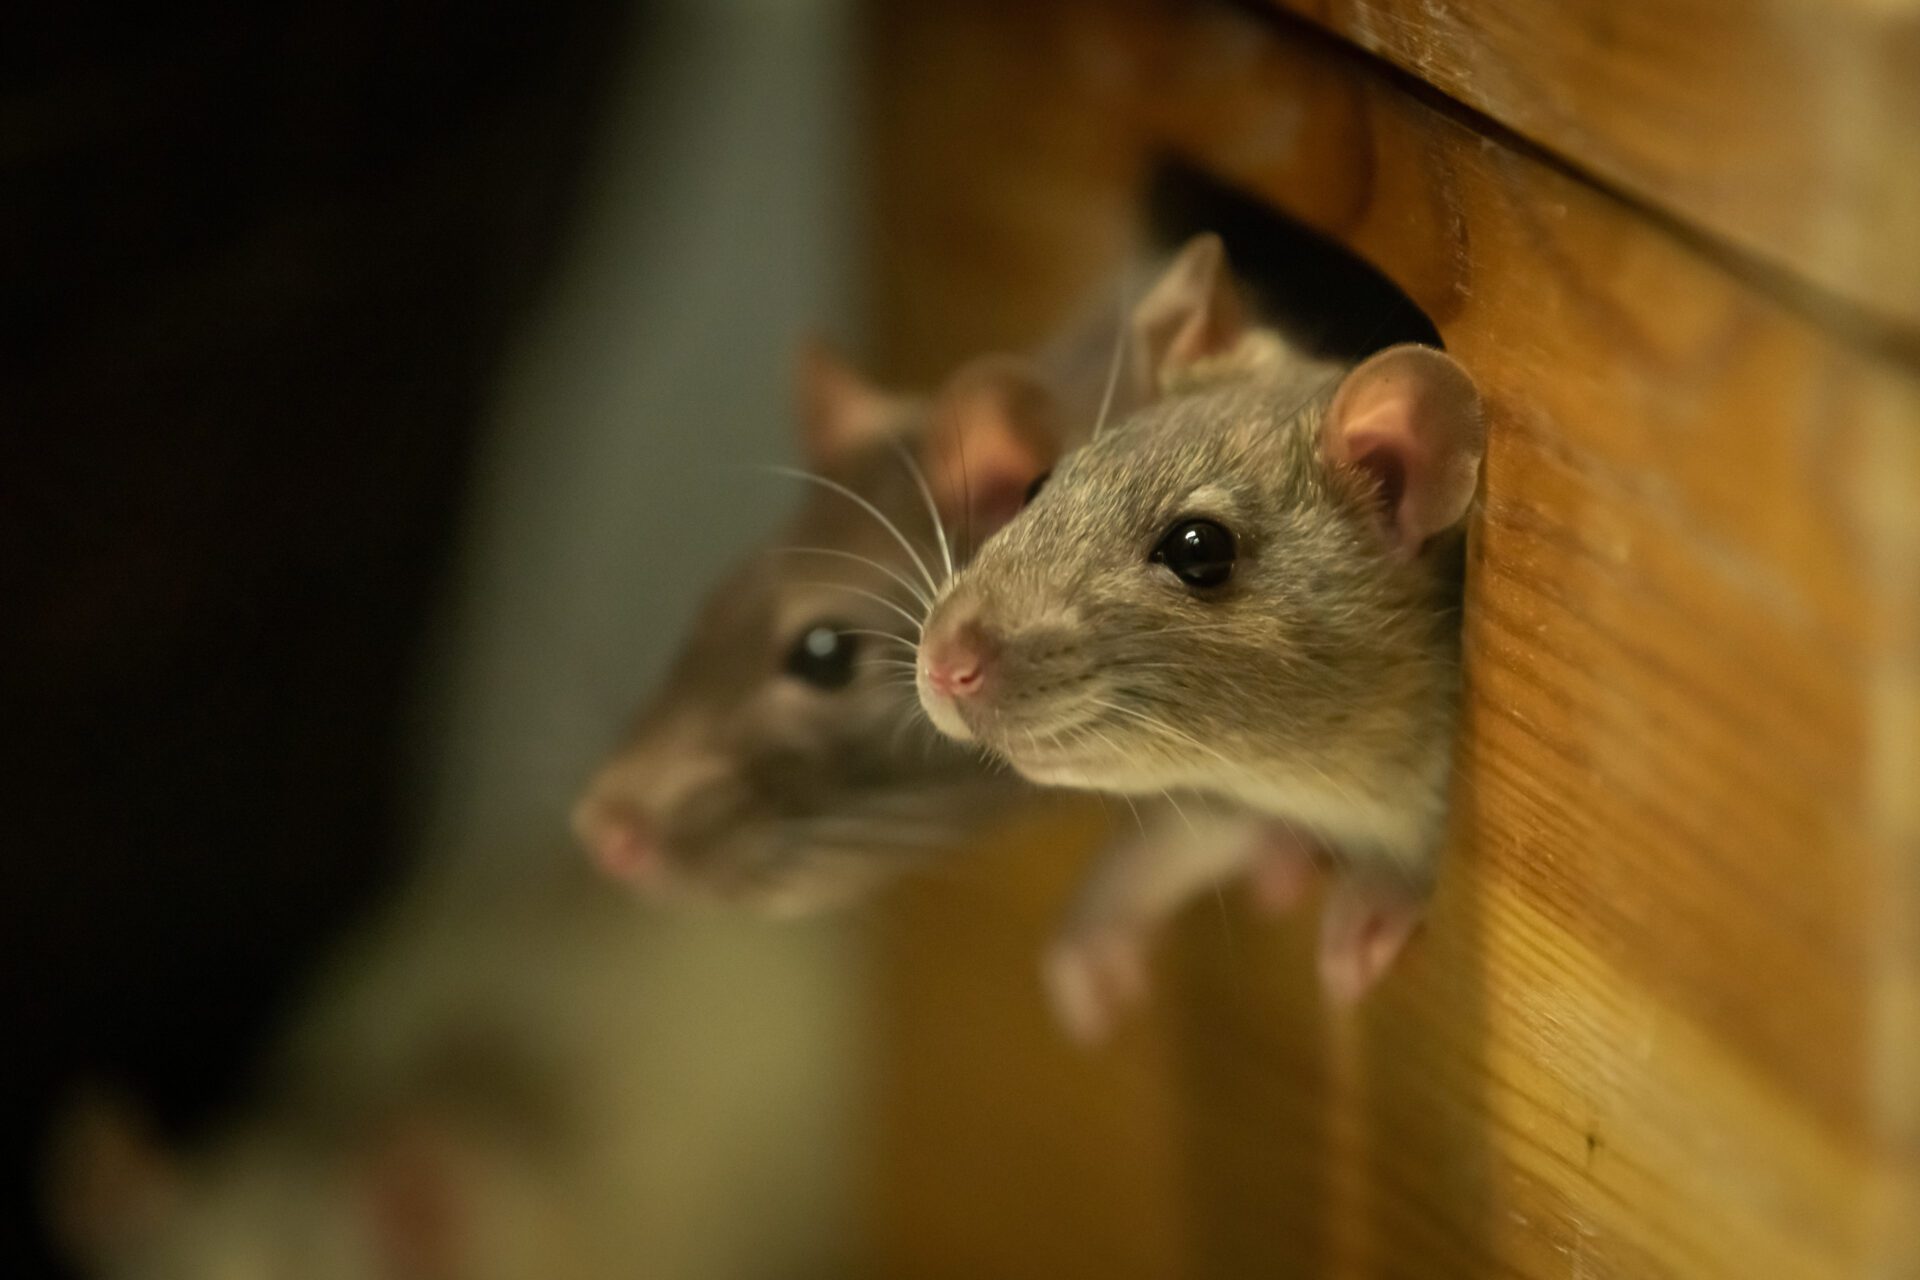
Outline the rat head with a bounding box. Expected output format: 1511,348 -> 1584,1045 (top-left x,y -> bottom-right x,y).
917,240 -> 1484,834
572,341 -> 1059,914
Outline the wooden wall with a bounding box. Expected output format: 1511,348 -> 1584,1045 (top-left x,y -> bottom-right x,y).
856,2 -> 1920,1277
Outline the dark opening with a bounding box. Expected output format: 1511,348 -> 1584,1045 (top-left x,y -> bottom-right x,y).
1146,157 -> 1442,360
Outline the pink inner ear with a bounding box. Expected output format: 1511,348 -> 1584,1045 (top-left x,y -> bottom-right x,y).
1129,233 -> 1248,392
922,360 -> 1058,539
1332,409 -> 1431,556
934,424 -> 1046,535
1322,345 -> 1484,556
1346,432 -> 1408,520
794,338 -> 902,468
963,466 -> 1031,537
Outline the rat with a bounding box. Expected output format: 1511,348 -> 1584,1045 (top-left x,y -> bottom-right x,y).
568,302 -> 1136,914
914,234 -> 1486,1038
44,858 -> 858,1280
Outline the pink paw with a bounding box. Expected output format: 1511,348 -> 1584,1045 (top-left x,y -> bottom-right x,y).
1318,883 -> 1424,1006
1042,928 -> 1152,1047
1247,837 -> 1318,915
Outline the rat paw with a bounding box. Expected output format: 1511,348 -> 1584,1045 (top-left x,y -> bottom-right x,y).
1042,929 -> 1152,1047
1318,885 -> 1424,1006
1247,837 -> 1318,915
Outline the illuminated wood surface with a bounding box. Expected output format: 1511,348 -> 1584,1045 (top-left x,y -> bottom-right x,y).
860,3 -> 1920,1276
1264,0 -> 1920,337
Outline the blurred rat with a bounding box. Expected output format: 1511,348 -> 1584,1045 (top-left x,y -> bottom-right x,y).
915,234 -> 1485,1038
45,857 -> 857,1280
569,299 -> 1145,913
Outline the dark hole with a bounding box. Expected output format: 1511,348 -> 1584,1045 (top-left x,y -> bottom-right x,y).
1145,156 -> 1442,361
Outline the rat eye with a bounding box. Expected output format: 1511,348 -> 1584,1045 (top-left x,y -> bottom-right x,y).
1022,470 -> 1052,507
784,623 -> 860,689
1153,519 -> 1236,590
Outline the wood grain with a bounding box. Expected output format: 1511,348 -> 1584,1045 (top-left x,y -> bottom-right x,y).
859,2 -> 1920,1277
1265,0 -> 1920,340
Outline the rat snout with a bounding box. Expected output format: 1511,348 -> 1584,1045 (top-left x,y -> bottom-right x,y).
916,610 -> 1000,742
922,621 -> 993,699
571,790 -> 665,889
573,730 -> 741,895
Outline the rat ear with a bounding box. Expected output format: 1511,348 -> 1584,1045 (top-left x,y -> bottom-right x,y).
921,356 -> 1062,541
1321,344 -> 1485,557
45,1088 -> 181,1267
1128,233 -> 1249,395
794,336 -> 906,468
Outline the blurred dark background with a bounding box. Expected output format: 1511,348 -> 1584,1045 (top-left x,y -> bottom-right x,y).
0,1 -> 1444,1271
1,1 -> 639,1269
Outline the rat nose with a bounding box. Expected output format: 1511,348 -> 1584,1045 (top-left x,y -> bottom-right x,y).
922,621 -> 994,700
573,799 -> 663,888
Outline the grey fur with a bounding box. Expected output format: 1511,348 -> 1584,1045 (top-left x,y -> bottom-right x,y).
921,351 -> 1472,883
573,431 -> 1015,913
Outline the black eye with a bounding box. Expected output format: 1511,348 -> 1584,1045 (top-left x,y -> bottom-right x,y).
785,623 -> 859,689
1153,519 -> 1236,589
1022,470 -> 1052,507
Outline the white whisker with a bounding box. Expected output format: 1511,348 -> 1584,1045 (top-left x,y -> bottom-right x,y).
798,580 -> 926,634
1159,787 -> 1198,837
774,546 -> 930,611
765,464 -> 942,597
888,437 -> 955,586
1091,270 -> 1133,439
839,627 -> 918,652
1087,696 -> 1241,777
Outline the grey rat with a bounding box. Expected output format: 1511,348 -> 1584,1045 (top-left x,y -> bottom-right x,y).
569,303 -> 1137,913
46,857 -> 858,1280
915,235 -> 1486,1035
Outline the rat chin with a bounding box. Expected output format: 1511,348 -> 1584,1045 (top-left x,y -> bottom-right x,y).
1007,755 -> 1107,789
915,680 -> 976,742
979,723 -> 1114,789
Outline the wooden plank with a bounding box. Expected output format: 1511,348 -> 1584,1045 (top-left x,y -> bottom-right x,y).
865,807 -> 1195,1280
858,2 -> 1920,1277
1134,10 -> 1920,1275
857,0 -> 1145,388
1262,0 -> 1920,340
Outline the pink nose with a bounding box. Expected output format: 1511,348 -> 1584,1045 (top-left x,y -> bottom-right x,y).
922,624 -> 993,700
576,804 -> 662,887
